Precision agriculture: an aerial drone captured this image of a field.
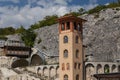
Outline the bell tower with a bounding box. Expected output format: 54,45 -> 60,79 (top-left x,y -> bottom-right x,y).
58,15 -> 86,80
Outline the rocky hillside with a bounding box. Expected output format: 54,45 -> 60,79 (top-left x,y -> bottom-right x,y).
34,24 -> 59,56
82,8 -> 120,62
34,8 -> 120,62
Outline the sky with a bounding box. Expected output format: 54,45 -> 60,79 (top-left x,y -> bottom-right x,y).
0,0 -> 118,28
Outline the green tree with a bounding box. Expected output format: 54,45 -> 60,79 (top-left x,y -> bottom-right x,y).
88,5 -> 107,14
78,8 -> 85,14
0,27 -> 15,35
15,26 -> 26,33
21,30 -> 36,47
64,12 -> 80,17
29,15 -> 58,30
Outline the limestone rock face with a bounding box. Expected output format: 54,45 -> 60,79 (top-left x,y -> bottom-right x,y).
34,24 -> 59,57
34,8 -> 120,62
82,8 -> 120,62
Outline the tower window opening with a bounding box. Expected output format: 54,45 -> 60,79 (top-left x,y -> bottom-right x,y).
66,63 -> 70,70
64,50 -> 68,58
62,63 -> 65,70
76,36 -> 79,43
74,22 -> 77,30
76,74 -> 79,80
64,36 -> 68,43
76,49 -> 79,58
74,63 -> 77,69
61,23 -> 65,30
78,63 -> 80,69
64,74 -> 68,80
66,22 -> 70,30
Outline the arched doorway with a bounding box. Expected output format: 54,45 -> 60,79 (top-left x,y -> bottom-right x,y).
49,66 -> 55,78
43,67 -> 49,77
112,65 -> 117,72
11,59 -> 28,68
37,67 -> 42,76
56,66 -> 59,78
85,63 -> 95,80
97,64 -> 102,74
31,54 -> 43,66
104,64 -> 110,73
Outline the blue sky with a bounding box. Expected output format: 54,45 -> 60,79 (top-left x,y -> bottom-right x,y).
0,0 -> 118,28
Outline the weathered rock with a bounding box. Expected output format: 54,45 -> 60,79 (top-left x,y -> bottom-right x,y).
82,8 -> 120,62
34,8 -> 120,62
34,24 -> 59,57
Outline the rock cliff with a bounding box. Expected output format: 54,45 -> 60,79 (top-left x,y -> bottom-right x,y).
12,8 -> 120,62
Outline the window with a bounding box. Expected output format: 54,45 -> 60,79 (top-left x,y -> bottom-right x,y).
61,23 -> 65,30
62,63 -> 65,70
78,63 -> 80,69
76,74 -> 79,80
66,63 -> 70,70
74,22 -> 77,30
64,74 -> 68,80
76,36 -> 79,43
64,50 -> 68,58
66,22 -> 70,30
7,78 -> 9,80
74,63 -> 77,69
78,23 -> 81,31
64,36 -> 68,43
76,50 -> 79,58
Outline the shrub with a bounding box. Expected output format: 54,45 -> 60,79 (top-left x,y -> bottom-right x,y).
42,46 -> 47,50
94,14 -> 99,18
38,38 -> 42,44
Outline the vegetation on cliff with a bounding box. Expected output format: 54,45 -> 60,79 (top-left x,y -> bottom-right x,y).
88,0 -> 120,14
21,29 -> 36,47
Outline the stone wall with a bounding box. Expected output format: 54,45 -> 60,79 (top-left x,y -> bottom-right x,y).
0,56 -> 12,68
85,62 -> 120,80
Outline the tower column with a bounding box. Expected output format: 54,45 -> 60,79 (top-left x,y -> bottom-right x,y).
58,15 -> 86,80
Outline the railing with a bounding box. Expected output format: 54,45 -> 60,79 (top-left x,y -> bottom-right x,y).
35,47 -> 59,58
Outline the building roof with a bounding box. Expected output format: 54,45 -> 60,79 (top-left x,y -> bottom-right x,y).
58,14 -> 87,22
5,34 -> 25,47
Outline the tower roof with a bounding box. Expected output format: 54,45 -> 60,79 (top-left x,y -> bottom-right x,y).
58,14 -> 87,22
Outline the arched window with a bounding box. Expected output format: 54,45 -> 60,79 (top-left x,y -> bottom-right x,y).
64,74 -> 68,80
64,36 -> 68,43
76,74 -> 79,80
64,50 -> 68,58
78,63 -> 80,69
76,50 -> 79,58
66,63 -> 70,70
76,36 -> 79,43
61,23 -> 65,30
74,63 -> 77,69
62,63 -> 65,70
78,23 -> 81,31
